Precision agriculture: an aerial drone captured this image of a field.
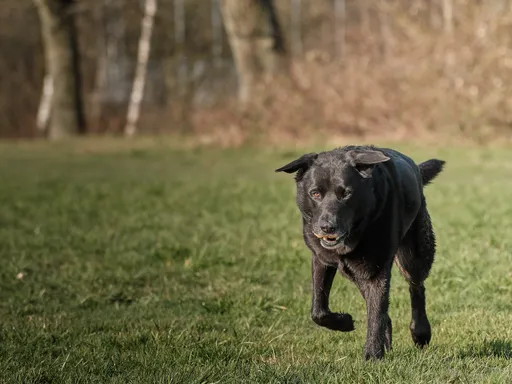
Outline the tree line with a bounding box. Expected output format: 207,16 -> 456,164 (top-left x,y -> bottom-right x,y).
32,0 -> 288,140
2,1 -> 512,142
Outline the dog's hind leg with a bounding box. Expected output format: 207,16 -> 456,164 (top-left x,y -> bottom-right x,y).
395,199 -> 436,348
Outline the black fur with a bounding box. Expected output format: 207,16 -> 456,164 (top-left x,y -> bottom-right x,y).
276,145 -> 445,360
418,159 -> 445,185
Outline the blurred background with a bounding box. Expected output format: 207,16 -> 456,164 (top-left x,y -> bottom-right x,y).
2,0 -> 512,144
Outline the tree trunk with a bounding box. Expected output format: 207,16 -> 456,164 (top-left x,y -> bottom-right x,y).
124,0 -> 157,136
34,0 -> 85,140
220,0 -> 287,103
36,74 -> 53,133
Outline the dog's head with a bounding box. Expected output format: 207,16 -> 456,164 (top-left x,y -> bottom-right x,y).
276,148 -> 390,252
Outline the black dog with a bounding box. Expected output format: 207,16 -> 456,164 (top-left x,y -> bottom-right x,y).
276,145 -> 445,360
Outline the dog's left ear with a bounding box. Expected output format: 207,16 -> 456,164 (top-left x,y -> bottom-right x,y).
275,153 -> 318,180
349,150 -> 390,178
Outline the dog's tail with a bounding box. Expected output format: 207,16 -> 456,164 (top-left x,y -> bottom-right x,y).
418,159 -> 446,186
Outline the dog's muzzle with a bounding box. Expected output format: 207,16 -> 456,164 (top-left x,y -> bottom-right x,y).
313,232 -> 347,250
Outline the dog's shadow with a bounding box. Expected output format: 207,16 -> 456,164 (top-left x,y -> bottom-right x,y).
458,339 -> 512,359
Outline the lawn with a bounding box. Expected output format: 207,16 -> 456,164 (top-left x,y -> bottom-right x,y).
1,141 -> 512,383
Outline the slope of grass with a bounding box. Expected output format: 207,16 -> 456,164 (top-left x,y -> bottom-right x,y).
1,141 -> 512,383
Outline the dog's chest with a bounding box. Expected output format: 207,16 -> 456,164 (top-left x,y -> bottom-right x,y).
338,256 -> 384,281
315,250 -> 342,267
315,247 -> 383,280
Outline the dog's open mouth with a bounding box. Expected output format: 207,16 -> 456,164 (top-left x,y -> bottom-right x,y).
314,234 -> 343,249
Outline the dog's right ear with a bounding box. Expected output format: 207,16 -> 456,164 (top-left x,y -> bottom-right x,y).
275,153 -> 318,180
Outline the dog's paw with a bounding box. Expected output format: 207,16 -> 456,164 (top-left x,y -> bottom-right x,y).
364,343 -> 385,361
312,312 -> 355,332
410,318 -> 431,348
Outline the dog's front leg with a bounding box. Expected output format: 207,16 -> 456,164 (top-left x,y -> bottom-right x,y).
361,267 -> 392,360
310,255 -> 355,332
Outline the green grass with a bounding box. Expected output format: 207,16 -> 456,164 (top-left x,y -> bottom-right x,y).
1,141 -> 512,383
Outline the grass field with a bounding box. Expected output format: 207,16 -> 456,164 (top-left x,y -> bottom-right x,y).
1,141 -> 512,383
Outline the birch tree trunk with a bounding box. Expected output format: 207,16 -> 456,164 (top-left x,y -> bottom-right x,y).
220,0 -> 287,103
124,0 -> 157,137
36,74 -> 53,132
34,0 -> 86,139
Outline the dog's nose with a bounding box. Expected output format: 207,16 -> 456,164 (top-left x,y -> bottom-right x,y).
320,221 -> 336,234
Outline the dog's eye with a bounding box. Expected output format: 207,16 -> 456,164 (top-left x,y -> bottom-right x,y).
310,190 -> 322,200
